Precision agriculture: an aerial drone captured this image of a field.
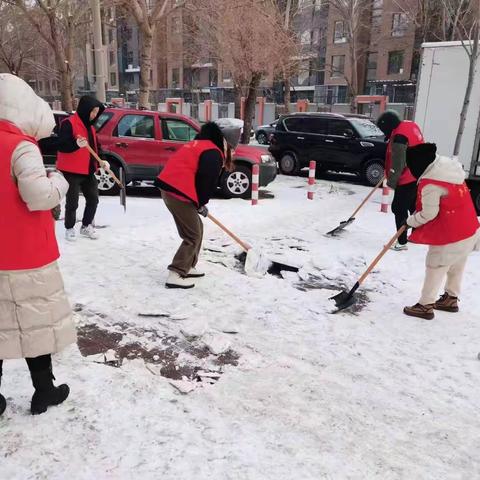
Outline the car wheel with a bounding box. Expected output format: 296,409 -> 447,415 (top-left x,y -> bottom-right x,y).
220,165 -> 252,199
279,152 -> 300,176
362,159 -> 384,186
95,160 -> 121,196
257,132 -> 268,145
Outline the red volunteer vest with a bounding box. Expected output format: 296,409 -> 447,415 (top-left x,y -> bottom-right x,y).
385,121 -> 424,186
56,113 -> 98,174
0,121 -> 60,270
409,179 -> 480,246
157,140 -> 223,207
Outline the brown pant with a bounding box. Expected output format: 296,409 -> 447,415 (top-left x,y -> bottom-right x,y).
162,191 -> 203,276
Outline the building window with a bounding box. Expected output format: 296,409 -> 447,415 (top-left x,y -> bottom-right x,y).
388,50 -> 404,75
127,51 -> 134,65
38,80 -> 43,91
312,29 -> 320,45
172,68 -> 180,88
331,55 -> 345,78
301,29 -> 312,45
223,70 -> 232,82
392,13 -> 408,37
367,52 -> 377,81
171,16 -> 181,35
108,28 -> 114,44
109,50 -> 115,65
110,72 -> 117,87
372,0 -> 383,28
334,21 -> 347,43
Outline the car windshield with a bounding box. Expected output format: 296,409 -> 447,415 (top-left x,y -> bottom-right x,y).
349,118 -> 384,138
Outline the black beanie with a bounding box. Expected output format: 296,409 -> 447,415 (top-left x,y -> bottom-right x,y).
377,110 -> 401,139
406,143 -> 437,179
195,122 -> 225,152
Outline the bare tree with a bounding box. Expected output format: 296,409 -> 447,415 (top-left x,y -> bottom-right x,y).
188,0 -> 298,143
3,0 -> 90,111
114,0 -> 184,108
328,0 -> 372,111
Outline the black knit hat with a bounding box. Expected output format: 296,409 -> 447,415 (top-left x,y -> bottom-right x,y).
377,110 -> 401,139
406,143 -> 437,179
196,122 -> 225,152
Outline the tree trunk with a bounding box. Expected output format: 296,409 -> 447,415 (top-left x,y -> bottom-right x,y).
453,32 -> 479,156
139,25 -> 154,109
241,73 -> 261,145
60,66 -> 74,112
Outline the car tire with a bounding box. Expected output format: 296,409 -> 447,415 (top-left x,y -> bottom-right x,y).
279,152 -> 300,176
362,159 -> 384,186
95,159 -> 121,196
256,132 -> 268,145
220,165 -> 252,199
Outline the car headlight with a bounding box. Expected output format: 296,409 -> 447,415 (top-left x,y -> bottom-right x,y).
261,154 -> 273,164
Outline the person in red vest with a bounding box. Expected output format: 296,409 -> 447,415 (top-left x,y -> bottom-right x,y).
403,143 -> 480,320
377,111 -> 424,251
0,74 -> 77,416
57,96 -> 106,242
156,122 -> 240,289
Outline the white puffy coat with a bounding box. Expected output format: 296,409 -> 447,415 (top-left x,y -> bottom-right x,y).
0,74 -> 76,360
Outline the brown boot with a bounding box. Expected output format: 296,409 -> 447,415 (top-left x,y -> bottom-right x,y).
404,303 -> 435,320
434,293 -> 459,312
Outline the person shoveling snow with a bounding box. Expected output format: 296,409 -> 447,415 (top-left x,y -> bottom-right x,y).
155,121 -> 240,289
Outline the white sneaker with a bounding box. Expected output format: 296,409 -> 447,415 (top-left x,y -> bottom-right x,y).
187,267 -> 205,278
65,229 -> 77,242
166,271 -> 195,289
390,241 -> 408,251
80,224 -> 99,240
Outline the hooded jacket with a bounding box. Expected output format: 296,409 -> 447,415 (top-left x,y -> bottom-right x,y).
407,155 -> 480,246
57,96 -> 105,175
0,74 -> 76,359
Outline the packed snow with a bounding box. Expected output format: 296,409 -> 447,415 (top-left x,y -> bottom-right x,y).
2,174 -> 480,479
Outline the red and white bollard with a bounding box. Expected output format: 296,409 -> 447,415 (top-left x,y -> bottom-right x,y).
380,179 -> 390,213
251,164 -> 259,206
307,160 -> 316,200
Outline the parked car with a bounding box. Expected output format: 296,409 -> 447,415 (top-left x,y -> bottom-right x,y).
269,112 -> 387,186
39,108 -> 276,199
255,120 -> 278,145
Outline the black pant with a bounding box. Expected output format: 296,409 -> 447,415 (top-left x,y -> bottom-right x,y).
63,172 -> 99,229
391,182 -> 417,245
0,354 -> 51,377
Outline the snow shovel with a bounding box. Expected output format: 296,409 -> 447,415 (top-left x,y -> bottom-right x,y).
207,213 -> 299,276
326,176 -> 385,236
330,225 -> 407,312
85,144 -> 127,211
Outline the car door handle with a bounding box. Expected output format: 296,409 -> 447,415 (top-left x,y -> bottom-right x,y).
115,142 -> 129,148
297,136 -> 305,140
165,146 -> 177,152
325,139 -> 334,143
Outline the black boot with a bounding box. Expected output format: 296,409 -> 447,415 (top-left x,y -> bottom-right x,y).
0,376 -> 5,416
30,368 -> 70,415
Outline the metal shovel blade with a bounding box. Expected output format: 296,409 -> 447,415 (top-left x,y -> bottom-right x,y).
119,167 -> 127,212
326,217 -> 355,236
330,282 -> 360,312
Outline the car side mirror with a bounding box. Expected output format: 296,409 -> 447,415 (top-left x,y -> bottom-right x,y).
344,129 -> 355,138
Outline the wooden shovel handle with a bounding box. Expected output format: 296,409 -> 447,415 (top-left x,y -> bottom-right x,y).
358,225 -> 407,286
207,213 -> 251,252
84,144 -> 124,189
350,176 -> 385,219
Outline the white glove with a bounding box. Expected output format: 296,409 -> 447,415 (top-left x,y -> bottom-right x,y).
101,160 -> 111,171
76,137 -> 89,148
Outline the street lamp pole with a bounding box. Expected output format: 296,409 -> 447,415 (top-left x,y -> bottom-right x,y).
91,0 -> 106,102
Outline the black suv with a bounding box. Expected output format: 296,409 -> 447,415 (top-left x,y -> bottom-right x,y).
269,113 -> 387,185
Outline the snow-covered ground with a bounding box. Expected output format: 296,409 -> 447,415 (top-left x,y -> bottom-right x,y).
2,175 -> 480,479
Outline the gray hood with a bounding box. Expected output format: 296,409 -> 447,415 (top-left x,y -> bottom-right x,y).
0,73 -> 55,140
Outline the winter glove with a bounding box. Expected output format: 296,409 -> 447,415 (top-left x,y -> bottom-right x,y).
76,136 -> 89,149
100,160 -> 111,171
51,204 -> 61,221
198,206 -> 209,217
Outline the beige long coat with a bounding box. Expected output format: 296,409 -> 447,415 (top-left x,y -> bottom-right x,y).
0,74 -> 76,360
